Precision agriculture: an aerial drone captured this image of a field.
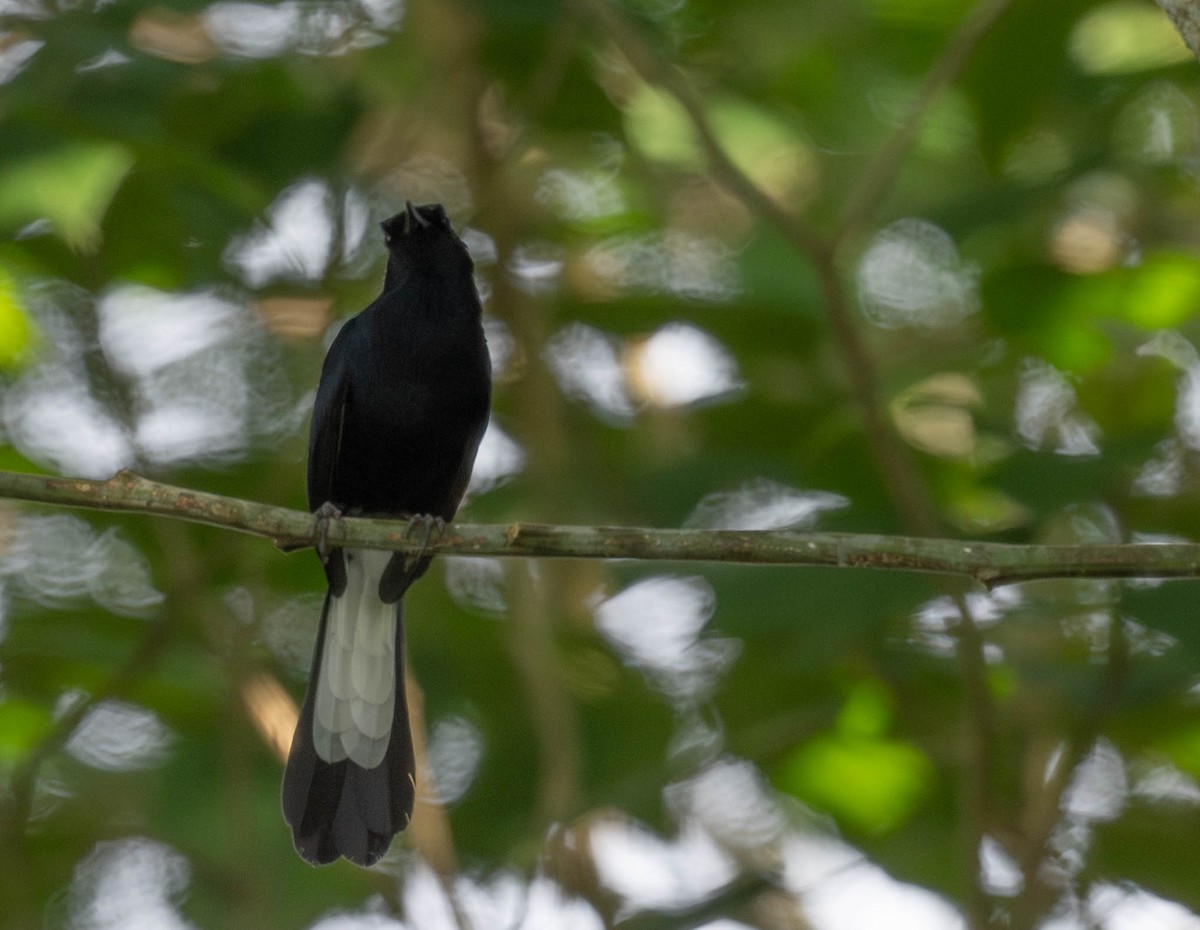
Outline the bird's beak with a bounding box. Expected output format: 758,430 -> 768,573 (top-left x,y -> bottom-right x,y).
403,200 -> 429,234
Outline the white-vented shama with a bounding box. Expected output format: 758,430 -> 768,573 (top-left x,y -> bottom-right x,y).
313,548 -> 396,768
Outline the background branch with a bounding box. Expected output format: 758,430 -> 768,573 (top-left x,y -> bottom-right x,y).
836,0 -> 1016,238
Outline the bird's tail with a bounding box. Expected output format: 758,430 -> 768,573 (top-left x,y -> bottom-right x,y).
282,549 -> 415,866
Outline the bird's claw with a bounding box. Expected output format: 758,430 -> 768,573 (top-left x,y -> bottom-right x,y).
403,513 -> 446,563
313,501 -> 344,564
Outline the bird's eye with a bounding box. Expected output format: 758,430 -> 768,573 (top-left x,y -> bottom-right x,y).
384,235 -> 393,247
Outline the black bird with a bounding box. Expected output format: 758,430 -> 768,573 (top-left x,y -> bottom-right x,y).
282,201 -> 491,866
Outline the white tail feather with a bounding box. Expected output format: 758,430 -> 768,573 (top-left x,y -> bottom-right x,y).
312,548 -> 396,768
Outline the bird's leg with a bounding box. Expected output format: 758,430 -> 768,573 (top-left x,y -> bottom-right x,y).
312,501 -> 344,564
379,514 -> 447,603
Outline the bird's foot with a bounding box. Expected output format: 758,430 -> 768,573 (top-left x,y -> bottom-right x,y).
378,514 -> 447,602
312,501 -> 344,564
403,513 -> 447,561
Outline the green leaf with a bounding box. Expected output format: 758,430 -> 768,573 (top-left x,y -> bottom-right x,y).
0,265 -> 35,370
0,142 -> 134,250
1070,2 -> 1191,76
774,679 -> 933,834
0,699 -> 53,764
776,731 -> 934,834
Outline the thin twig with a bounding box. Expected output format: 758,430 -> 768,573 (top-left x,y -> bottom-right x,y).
1009,612 -> 1130,930
837,0 -> 1017,239
812,258 -> 942,535
574,0 -> 830,260
568,5 -> 1015,921
5,615 -> 177,826
949,589 -> 996,928
574,1 -> 940,531
825,1 -> 1017,916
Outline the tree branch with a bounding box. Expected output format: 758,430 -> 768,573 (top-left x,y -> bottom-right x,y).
1157,0 -> 1200,63
4,469 -> 1200,588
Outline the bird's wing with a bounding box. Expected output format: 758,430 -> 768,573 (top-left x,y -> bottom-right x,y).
307,319 -> 356,513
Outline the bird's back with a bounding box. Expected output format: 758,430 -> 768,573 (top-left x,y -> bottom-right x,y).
310,274 -> 491,520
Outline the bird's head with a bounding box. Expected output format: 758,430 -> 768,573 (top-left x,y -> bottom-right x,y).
380,201 -> 473,276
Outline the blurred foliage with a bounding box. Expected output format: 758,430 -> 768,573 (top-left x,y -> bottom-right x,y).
1,0 -> 1200,928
